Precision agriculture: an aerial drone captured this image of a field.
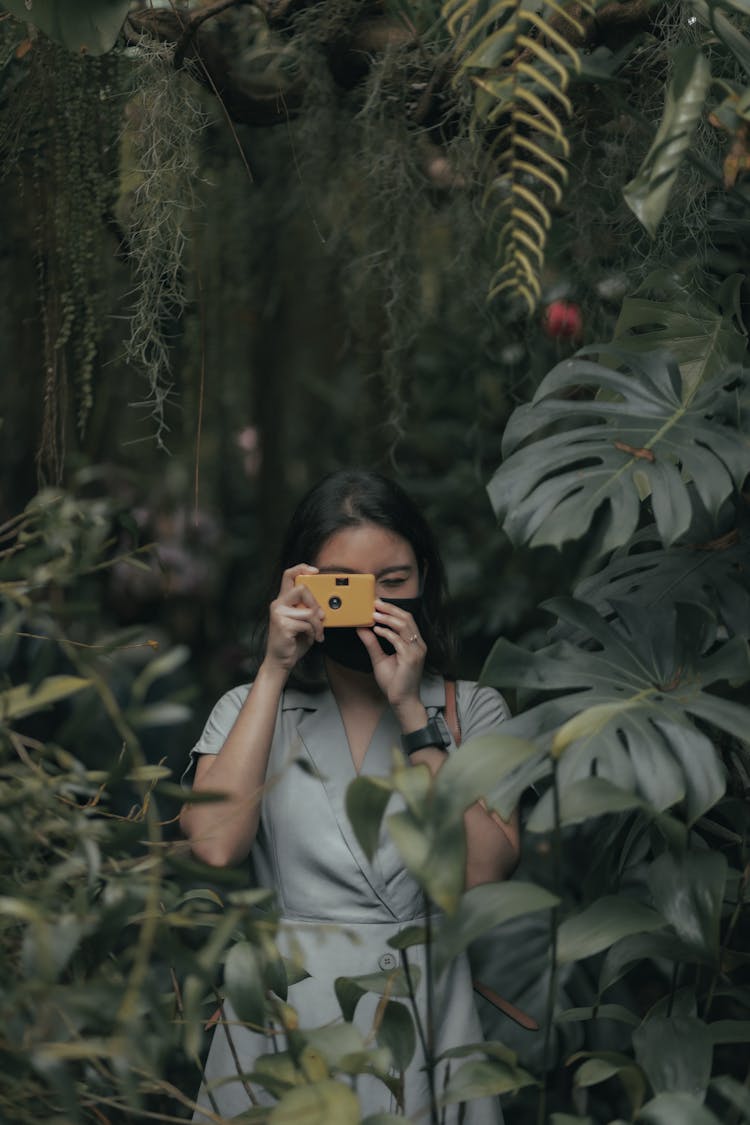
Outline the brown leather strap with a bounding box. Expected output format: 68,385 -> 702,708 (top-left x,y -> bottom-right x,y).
444,678 -> 462,747
472,979 -> 539,1030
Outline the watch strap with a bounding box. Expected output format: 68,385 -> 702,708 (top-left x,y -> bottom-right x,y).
401,717 -> 448,755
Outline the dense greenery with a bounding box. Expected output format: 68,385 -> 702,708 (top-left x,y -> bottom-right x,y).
1,0 -> 749,1123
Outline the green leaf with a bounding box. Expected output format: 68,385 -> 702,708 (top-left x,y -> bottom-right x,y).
127,702 -> 191,727
557,1004 -> 640,1026
334,968 -> 417,1023
0,675 -> 92,720
599,932 -> 710,994
386,809 -> 466,913
527,778 -> 645,833
613,274 -> 747,396
711,1075 -> 750,1117
131,643 -> 190,703
708,1020 -> 750,1043
639,1091 -> 724,1125
0,0 -> 132,55
268,1079 -> 360,1125
345,776 -> 393,861
570,518 -> 750,643
646,851 -> 727,961
487,349 -> 750,556
387,925 -> 427,950
375,1000 -> 415,1072
435,881 -> 559,973
439,1058 -> 536,1105
557,896 -> 665,964
690,0 -> 750,72
484,599 -> 735,822
572,1054 -> 647,1115
633,1016 -> 713,1098
223,941 -> 266,1029
623,46 -> 711,236
433,732 -> 539,822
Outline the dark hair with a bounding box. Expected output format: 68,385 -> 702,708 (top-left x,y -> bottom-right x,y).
269,469 -> 455,687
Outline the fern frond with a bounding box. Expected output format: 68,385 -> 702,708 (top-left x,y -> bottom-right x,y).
443,0 -> 584,310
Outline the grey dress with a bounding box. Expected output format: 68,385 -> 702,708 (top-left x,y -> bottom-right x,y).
186,672 -> 509,1122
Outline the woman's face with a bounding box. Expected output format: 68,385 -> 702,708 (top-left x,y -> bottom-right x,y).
313,523 -> 420,599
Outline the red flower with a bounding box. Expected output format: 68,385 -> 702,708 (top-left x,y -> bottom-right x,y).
542,300 -> 583,341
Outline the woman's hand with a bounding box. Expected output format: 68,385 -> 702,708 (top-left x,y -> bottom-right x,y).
357,599 -> 426,718
263,564 -> 325,675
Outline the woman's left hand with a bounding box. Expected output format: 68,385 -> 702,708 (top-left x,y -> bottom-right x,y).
357,599 -> 426,711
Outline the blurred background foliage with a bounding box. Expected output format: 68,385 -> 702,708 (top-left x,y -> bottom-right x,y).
1,0 -> 750,1122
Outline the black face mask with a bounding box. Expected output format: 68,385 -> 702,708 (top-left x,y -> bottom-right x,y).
319,595 -> 424,674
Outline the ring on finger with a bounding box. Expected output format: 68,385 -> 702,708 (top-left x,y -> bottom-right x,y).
408,633 -> 420,644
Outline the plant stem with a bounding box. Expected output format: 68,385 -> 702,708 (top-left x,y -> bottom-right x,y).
401,938 -> 440,1125
537,760 -> 562,1125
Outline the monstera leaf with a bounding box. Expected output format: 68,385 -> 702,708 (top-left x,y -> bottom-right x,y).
487,349 -> 749,558
558,504 -> 750,643
0,0 -> 131,55
483,598 -> 750,822
614,273 -> 747,396
623,45 -> 711,237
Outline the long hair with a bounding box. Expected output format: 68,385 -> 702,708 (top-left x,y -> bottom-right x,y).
261,470 -> 455,688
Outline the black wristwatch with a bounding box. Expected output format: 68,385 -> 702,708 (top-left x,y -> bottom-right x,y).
401,718 -> 448,756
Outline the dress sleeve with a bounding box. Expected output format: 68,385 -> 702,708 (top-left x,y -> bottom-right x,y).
180,683 -> 251,786
455,680 -> 511,743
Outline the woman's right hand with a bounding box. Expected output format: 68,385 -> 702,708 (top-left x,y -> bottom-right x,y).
263,564 -> 325,675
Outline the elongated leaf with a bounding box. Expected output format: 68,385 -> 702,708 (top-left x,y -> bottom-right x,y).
435,882 -> 558,972
599,932 -> 712,994
346,776 -> 393,861
646,851 -> 727,960
439,1057 -> 536,1104
557,896 -> 665,964
488,349 -> 750,556
690,0 -> 750,72
484,599 -> 739,822
334,968 -> 418,1023
386,809 -> 466,913
639,1091 -> 724,1125
223,941 -> 266,1029
573,1055 -> 647,1115
527,777 -> 645,832
268,1079 -> 360,1125
0,675 -> 92,720
623,46 -> 710,235
0,0 -> 131,55
633,1016 -> 713,1098
433,732 -> 538,822
375,1000 -> 416,1071
557,1004 -> 640,1026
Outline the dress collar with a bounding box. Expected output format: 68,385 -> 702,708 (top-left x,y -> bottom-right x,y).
281,670 -> 446,712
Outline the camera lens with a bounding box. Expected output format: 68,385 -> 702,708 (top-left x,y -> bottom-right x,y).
328,596 -> 342,610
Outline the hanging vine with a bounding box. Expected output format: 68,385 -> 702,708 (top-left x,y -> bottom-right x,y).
0,23 -> 126,482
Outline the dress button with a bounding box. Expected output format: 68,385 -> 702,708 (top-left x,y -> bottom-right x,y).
378,952 -> 398,971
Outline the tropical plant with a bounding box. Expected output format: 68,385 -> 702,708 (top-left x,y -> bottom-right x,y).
475,287 -> 750,1122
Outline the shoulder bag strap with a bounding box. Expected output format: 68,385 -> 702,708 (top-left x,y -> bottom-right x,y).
444,678 -> 462,747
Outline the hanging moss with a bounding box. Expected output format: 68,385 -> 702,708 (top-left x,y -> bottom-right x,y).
116,35 -> 207,450
0,24 -> 126,481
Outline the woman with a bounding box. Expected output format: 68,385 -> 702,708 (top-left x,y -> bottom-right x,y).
180,470 -> 520,1122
